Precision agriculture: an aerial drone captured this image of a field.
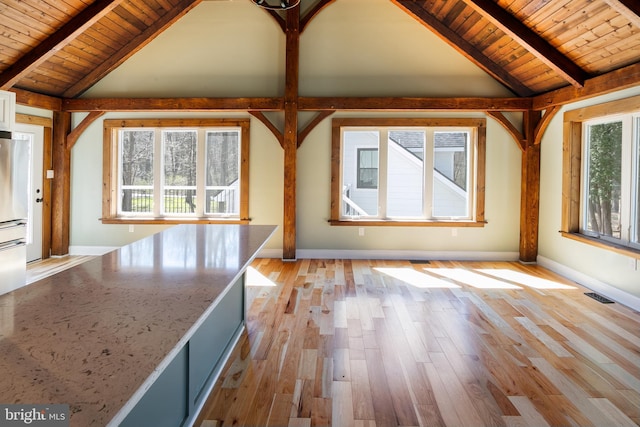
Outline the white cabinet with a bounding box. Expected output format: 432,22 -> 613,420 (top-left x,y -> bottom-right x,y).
0,90 -> 16,132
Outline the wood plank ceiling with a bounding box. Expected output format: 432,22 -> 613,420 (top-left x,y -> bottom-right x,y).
1,0 -> 640,100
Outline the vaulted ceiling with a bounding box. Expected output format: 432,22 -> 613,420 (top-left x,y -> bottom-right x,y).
1,0 -> 640,101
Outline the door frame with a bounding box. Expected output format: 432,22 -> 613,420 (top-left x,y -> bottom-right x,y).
16,113 -> 52,260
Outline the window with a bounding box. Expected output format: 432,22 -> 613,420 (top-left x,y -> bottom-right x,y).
357,148 -> 378,189
331,118 -> 486,226
103,119 -> 249,224
563,96 -> 640,255
582,117 -> 639,247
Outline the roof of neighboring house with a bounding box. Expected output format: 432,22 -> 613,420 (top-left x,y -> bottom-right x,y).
390,131 -> 467,159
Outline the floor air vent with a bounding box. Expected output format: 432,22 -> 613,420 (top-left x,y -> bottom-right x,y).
584,292 -> 614,304
409,260 -> 431,264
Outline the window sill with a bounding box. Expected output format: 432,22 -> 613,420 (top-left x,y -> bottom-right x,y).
560,231 -> 640,260
329,219 -> 486,227
101,217 -> 251,225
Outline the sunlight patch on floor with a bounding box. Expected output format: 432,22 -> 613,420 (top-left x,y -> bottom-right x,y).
424,268 -> 523,289
246,266 -> 277,287
374,267 -> 461,288
476,269 -> 577,290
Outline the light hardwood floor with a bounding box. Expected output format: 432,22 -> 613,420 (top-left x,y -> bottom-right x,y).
196,259 -> 640,427
26,257 -> 640,426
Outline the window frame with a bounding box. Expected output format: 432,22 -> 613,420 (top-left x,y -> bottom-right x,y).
562,95 -> 640,258
330,117 -> 486,227
103,118 -> 250,224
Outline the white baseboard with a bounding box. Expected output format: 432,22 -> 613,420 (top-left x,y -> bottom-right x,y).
69,246 -> 119,256
537,255 -> 640,312
257,248 -> 520,262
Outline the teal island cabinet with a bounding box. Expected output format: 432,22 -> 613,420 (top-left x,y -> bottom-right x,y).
0,224 -> 276,427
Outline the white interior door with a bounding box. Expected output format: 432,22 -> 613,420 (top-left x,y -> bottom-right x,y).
14,123 -> 44,263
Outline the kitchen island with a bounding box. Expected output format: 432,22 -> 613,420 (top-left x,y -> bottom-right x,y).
0,224 -> 276,426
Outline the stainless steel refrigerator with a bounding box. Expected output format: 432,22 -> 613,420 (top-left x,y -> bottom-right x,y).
0,129 -> 29,296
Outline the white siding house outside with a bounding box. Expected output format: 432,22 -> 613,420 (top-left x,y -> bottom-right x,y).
341,129 -> 471,219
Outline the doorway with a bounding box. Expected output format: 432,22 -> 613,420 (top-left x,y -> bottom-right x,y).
14,123 -> 44,262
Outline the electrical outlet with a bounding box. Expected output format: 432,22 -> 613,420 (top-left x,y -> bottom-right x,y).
451,228 -> 458,237
129,224 -> 134,233
358,227 -> 365,237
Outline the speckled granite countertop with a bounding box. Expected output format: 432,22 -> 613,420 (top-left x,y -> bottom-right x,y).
0,224 -> 276,426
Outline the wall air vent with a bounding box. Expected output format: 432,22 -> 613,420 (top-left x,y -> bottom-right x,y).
584,292 -> 614,304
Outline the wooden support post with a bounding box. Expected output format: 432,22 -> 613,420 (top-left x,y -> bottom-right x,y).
51,111 -> 71,256
519,110 -> 542,262
282,7 -> 300,260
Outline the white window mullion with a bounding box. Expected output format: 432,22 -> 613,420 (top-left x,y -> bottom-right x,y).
154,128 -> 163,217
378,129 -> 389,219
620,116 -> 633,243
633,117 -> 640,247
468,129 -> 476,219
196,129 -> 206,217
424,128 -> 434,219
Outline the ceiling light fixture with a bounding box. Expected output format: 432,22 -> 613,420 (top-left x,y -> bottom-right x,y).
252,0 -> 300,10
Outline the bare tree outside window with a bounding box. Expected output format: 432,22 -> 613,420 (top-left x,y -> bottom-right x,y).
121,130 -> 154,213
164,130 -> 197,214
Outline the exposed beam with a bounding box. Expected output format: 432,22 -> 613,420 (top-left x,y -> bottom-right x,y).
520,110 -> 542,262
534,106 -> 561,145
0,0 -> 124,90
465,0 -> 588,88
62,0 -> 203,98
487,111 -> 525,151
603,0 -> 640,28
533,62 -> 640,110
391,0 -> 532,97
282,6 -> 300,260
67,111 -> 106,150
51,112 -> 72,256
250,111 -> 284,148
62,97 -> 284,112
300,0 -> 336,32
299,96 -> 532,111
11,88 -> 62,111
298,110 -> 334,147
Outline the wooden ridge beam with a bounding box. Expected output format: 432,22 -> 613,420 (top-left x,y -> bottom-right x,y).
0,0 -> 124,90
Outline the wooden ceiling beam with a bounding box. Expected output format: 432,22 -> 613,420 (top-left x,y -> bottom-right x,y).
61,97 -> 284,112
0,0 -> 124,91
298,96 -> 532,111
62,0 -> 203,98
464,0 -> 588,89
603,0 -> 640,28
533,62 -> 640,110
11,88 -> 63,111
391,0 -> 533,97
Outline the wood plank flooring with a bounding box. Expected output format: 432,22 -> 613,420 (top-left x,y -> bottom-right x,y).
195,259 -> 640,427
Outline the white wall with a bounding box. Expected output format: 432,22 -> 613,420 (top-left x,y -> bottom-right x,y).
68,0 -> 521,259
538,87 -> 640,303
